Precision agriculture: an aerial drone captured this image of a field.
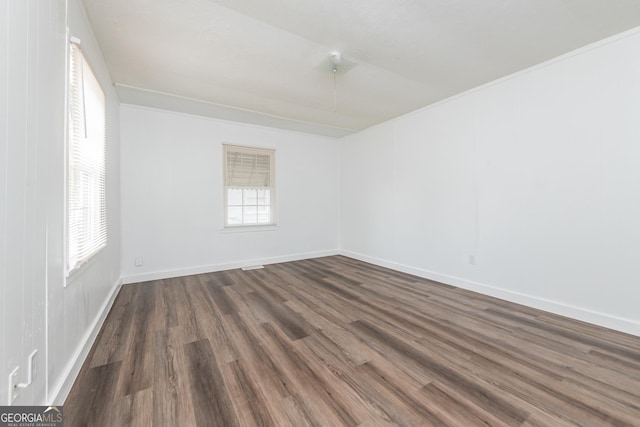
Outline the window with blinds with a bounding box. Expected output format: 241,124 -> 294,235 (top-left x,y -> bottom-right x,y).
67,40 -> 106,273
224,145 -> 276,227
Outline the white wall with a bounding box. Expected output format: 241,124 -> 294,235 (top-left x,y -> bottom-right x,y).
120,105 -> 340,282
341,28 -> 640,336
0,0 -> 51,406
0,0 -> 121,405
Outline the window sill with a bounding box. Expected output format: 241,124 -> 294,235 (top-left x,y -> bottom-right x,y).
65,244 -> 107,287
220,225 -> 279,234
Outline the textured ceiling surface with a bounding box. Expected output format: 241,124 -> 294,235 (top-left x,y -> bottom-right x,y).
83,0 -> 640,136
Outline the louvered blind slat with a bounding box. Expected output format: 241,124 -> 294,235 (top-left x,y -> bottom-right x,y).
67,42 -> 107,273
225,146 -> 273,188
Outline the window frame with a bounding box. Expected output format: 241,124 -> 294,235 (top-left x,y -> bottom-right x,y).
223,144 -> 276,228
65,38 -> 107,277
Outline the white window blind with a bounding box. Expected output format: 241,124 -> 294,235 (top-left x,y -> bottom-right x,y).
224,145 -> 276,226
67,41 -> 106,273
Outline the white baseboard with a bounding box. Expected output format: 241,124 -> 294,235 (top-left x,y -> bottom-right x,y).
122,249 -> 340,284
50,278 -> 123,405
340,250 -> 640,337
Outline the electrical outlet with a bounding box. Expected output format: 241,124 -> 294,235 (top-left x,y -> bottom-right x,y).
135,257 -> 143,267
8,366 -> 19,405
28,350 -> 38,383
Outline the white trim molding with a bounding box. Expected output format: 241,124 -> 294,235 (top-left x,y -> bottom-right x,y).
340,250 -> 640,338
122,249 -> 340,284
49,278 -> 123,405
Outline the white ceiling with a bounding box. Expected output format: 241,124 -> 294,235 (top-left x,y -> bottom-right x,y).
83,0 -> 640,137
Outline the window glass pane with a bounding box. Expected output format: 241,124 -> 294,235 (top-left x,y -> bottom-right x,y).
244,205 -> 257,217
257,189 -> 270,206
257,206 -> 271,224
243,189 -> 257,205
228,188 -> 243,205
227,207 -> 242,225
243,205 -> 258,224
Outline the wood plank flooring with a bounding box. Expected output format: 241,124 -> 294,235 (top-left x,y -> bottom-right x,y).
64,256 -> 640,426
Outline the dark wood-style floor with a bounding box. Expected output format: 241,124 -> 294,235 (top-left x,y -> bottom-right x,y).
65,256 -> 640,426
